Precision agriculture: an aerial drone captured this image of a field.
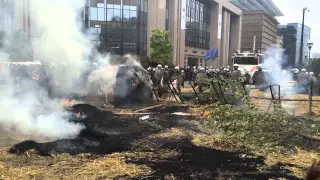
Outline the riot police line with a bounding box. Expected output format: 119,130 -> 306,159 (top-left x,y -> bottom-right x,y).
146,63 -> 320,105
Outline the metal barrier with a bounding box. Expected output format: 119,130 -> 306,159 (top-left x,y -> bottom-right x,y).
152,76 -> 318,119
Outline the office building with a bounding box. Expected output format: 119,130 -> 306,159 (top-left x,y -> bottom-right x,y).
0,0 -> 15,35
11,0 -> 242,68
278,23 -> 311,66
83,0 -> 242,67
83,0 -> 148,56
149,0 -> 242,68
230,0 -> 283,53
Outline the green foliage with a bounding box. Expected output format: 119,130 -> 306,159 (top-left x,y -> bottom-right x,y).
139,56 -> 151,68
311,59 -> 320,75
200,76 -> 320,153
150,29 -> 173,65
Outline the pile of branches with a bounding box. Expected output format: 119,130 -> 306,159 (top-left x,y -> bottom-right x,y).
200,76 -> 320,153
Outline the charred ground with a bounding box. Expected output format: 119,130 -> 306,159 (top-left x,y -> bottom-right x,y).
1,102 -> 306,179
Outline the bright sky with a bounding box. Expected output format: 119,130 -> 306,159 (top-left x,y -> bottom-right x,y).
273,0 -> 319,53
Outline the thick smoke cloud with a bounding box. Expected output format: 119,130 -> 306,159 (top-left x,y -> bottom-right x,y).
262,45 -> 296,95
0,0 -> 121,139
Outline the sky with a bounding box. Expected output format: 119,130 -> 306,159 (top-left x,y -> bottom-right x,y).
273,0 -> 319,54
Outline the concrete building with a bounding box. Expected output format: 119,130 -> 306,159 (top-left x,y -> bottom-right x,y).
9,0 -> 242,68
0,0 -> 15,35
240,12 -> 279,53
276,36 -> 283,49
278,23 -> 311,67
83,0 -> 242,68
230,0 -> 283,53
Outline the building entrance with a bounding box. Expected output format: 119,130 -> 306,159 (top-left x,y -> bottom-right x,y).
187,57 -> 199,67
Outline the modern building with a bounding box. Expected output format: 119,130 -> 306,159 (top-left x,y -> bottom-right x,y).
83,0 -> 242,68
230,0 -> 283,53
240,12 -> 279,53
0,0 -> 15,36
276,36 -> 283,49
83,0 -> 148,56
149,0 -> 242,68
278,23 -> 311,67
10,0 -> 242,68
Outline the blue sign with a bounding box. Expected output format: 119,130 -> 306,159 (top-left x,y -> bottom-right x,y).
204,48 -> 219,61
204,49 -> 213,61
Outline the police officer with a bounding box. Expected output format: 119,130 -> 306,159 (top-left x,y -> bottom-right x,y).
230,64 -> 241,80
293,68 -> 299,81
154,64 -> 164,87
191,66 -> 197,81
297,69 -> 309,94
243,70 -> 252,85
195,67 -> 207,92
186,66 -> 192,81
252,64 -> 266,90
180,69 -> 186,88
171,66 -> 182,93
163,65 -> 170,86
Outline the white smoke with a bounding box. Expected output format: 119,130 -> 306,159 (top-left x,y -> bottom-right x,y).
262,45 -> 296,95
0,0 -> 123,139
29,0 -> 92,95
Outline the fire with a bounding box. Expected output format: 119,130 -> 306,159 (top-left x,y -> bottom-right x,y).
61,98 -> 73,107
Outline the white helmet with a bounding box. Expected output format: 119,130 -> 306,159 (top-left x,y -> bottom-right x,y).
310,72 -> 314,75
174,66 -> 179,70
157,64 -> 162,68
181,70 -> 184,73
164,65 -> 168,68
199,67 -> 205,71
233,64 -> 239,67
301,68 -> 306,72
193,66 -> 196,69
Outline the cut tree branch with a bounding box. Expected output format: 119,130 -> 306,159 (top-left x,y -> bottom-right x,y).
291,130 -> 320,142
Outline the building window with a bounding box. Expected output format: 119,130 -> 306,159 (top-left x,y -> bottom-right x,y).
185,0 -> 211,49
165,0 -> 170,30
85,0 -> 147,56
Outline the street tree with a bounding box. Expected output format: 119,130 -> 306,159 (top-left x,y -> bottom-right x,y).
311,58 -> 320,75
150,29 -> 173,65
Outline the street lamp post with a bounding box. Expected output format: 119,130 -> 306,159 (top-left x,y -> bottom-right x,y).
307,40 -> 313,71
299,7 -> 310,66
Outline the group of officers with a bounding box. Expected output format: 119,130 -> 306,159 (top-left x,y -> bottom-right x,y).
145,63 -> 320,95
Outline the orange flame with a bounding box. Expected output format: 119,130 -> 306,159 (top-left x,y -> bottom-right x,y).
61,98 -> 73,107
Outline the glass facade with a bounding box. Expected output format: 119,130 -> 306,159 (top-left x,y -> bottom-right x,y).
185,0 -> 211,49
0,0 -> 15,35
278,23 -> 311,67
84,0 -> 148,56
